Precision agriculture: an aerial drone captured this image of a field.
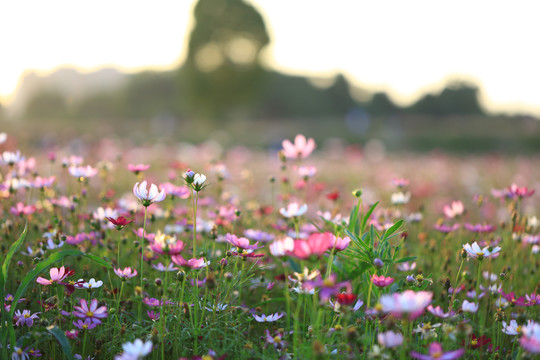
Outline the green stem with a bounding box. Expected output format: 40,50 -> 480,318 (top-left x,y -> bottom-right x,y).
139,206 -> 148,323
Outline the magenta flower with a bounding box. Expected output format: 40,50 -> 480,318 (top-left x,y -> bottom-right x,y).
464,223 -> 496,233
36,266 -> 75,286
133,180 -> 166,207
253,312 -> 285,322
516,293 -> 540,306
507,184 -> 535,199
332,235 -> 351,252
147,310 -> 160,320
13,310 -> 40,327
380,290 -> 433,320
150,232 -> 185,255
225,233 -> 260,250
114,267 -> 138,279
371,274 -> 395,288
171,256 -> 209,269
281,134 -> 316,159
73,298 -> 108,324
411,342 -> 465,360
66,329 -> 79,339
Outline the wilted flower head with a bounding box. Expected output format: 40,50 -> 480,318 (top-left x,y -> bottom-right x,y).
281,134 -> 316,159
133,180 -> 166,207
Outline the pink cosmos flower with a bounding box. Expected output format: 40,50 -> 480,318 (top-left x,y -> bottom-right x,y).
443,201 -> 465,219
133,180 -> 166,207
520,320 -> 540,353
332,235 -> 351,252
150,232 -> 185,255
73,298 -> 108,324
13,310 -> 40,327
10,202 -> 36,216
171,256 -> 209,269
303,274 -> 352,303
411,342 -> 465,360
114,267 -> 138,279
32,176 -> 56,189
380,290 -> 433,320
253,312 -> 285,322
281,134 -> 316,159
36,266 -> 75,286
288,232 -> 334,259
66,329 -> 79,339
161,182 -> 190,199
378,330 -> 404,348
507,184 -> 535,199
225,233 -> 260,250
371,274 -> 395,288
462,300 -> 479,313
128,164 -> 150,174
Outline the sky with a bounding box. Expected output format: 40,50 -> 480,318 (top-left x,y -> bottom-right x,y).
2,0 -> 540,115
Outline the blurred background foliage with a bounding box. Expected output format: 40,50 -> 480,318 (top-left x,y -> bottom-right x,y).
1,0 -> 539,153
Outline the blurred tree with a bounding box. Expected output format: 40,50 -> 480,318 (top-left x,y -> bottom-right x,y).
407,81 -> 484,116
364,92 -> 399,115
24,91 -> 69,119
179,0 -> 270,120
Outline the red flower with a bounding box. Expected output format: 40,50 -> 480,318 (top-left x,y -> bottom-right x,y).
106,216 -> 135,230
336,293 -> 357,305
326,191 -> 340,201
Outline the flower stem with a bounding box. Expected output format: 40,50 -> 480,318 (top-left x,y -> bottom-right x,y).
139,206 -> 148,323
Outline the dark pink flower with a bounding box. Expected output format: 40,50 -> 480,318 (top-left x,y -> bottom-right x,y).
371,274 -> 395,288
411,342 -> 465,360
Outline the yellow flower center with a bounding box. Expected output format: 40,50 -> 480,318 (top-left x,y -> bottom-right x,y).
24,313 -> 30,318
471,339 -> 478,346
273,336 -> 282,343
432,351 -> 442,358
375,303 -> 383,311
517,325 -> 522,332
323,279 -> 334,287
86,311 -> 94,317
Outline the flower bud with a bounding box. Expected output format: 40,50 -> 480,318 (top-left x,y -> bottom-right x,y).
373,258 -> 384,268
352,189 -> 362,198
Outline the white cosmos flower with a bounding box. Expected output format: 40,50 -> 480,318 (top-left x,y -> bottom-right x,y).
192,173 -> 207,191
462,300 -> 479,313
462,242 -> 501,259
253,312 -> 285,322
391,192 -> 410,205
280,203 -> 308,218
0,132 -> 7,144
133,181 -> 166,207
118,339 -> 153,359
502,320 -> 521,335
80,278 -> 103,289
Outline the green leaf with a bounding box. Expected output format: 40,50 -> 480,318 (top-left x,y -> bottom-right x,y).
2,223 -> 28,284
348,203 -> 359,234
360,202 -> 378,235
47,326 -> 75,360
84,254 -> 112,269
382,219 -> 404,241
345,229 -> 368,252
287,258 -> 301,273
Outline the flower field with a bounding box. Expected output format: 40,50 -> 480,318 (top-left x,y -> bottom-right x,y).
0,132 -> 539,359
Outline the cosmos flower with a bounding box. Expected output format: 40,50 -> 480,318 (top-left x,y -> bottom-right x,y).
462,242 -> 501,260
171,256 -> 209,269
106,216 -> 135,230
253,312 -> 285,322
10,202 -> 36,216
371,275 -> 395,288
128,164 -> 150,174
269,237 -> 295,257
133,180 -> 166,207
391,192 -> 410,205
79,278 -> 103,290
36,266 -> 75,286
0,150 -> 25,166
443,201 -> 465,219
462,300 -> 479,313
114,267 -> 138,279
380,290 -> 433,320
225,233 -> 260,250
192,173 -> 207,192
73,318 -> 98,330
115,339 -> 153,360
410,342 -> 465,360
13,310 -> 40,327
279,202 -> 308,218
520,320 -> 540,353
150,231 -> 185,255
502,320 -> 521,335
378,331 -> 404,348
68,165 -> 98,179
73,298 -> 108,324
281,134 -> 316,159
427,305 -> 456,319
288,232 -> 334,259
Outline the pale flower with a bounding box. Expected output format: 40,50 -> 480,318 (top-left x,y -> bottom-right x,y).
133,180 -> 166,207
